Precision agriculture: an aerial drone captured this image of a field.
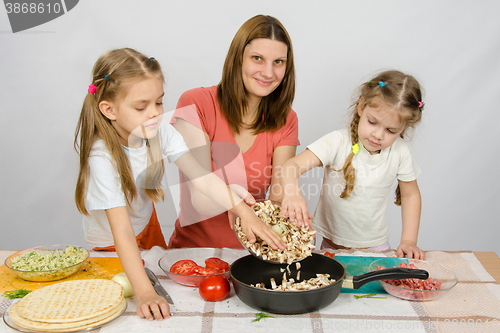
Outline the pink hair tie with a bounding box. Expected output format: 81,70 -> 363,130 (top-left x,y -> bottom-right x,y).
88,83 -> 97,94
418,101 -> 424,108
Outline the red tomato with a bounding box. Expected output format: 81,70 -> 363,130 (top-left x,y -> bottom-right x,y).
324,252 -> 336,259
170,260 -> 198,275
205,257 -> 230,273
189,265 -> 203,275
192,266 -> 220,276
199,276 -> 230,301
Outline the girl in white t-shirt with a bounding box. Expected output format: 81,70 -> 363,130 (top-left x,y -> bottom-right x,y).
280,70 -> 425,259
74,48 -> 285,320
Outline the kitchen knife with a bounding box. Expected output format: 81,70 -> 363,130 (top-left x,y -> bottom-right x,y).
145,267 -> 174,304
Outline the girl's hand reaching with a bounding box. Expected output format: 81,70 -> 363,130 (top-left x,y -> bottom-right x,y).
106,207 -> 170,320
397,242 -> 425,260
136,290 -> 170,321
281,194 -> 312,228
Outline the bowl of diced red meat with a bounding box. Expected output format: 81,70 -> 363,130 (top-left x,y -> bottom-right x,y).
368,258 -> 458,301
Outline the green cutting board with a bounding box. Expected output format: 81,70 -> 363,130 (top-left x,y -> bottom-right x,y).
335,256 -> 407,294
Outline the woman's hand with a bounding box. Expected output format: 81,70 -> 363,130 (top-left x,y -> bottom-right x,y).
238,210 -> 286,250
281,194 -> 312,228
136,290 -> 170,321
397,242 -> 425,260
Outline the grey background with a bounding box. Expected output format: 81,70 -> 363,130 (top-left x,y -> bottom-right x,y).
1,1 -> 498,255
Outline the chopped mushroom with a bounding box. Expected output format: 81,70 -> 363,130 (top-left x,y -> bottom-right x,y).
235,200 -> 316,264
251,274 -> 335,291
270,278 -> 277,290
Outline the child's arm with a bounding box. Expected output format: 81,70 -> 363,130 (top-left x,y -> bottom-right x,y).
106,207 -> 170,320
397,179 -> 425,259
280,149 -> 323,227
174,152 -> 286,250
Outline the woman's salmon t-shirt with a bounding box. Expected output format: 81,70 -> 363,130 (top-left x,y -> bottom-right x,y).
168,86 -> 300,249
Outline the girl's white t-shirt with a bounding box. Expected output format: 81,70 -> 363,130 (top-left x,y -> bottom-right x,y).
82,121 -> 188,247
307,128 -> 421,248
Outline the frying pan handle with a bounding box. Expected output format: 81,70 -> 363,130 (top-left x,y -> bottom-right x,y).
350,268 -> 429,289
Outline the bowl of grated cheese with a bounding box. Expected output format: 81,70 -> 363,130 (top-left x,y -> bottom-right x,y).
4,244 -> 89,282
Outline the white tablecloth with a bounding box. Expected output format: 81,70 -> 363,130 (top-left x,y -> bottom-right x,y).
2,248 -> 500,333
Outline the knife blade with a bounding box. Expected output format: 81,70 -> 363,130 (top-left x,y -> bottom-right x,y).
145,267 -> 174,304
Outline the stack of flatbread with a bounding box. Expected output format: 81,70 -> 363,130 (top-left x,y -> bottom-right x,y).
8,279 -> 125,332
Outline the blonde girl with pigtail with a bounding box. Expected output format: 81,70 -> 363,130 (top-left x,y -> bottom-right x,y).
280,70 -> 425,259
75,48 -> 285,321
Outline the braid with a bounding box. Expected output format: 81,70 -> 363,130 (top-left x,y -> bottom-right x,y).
350,112 -> 360,145
328,70 -> 423,205
331,111 -> 360,199
394,185 -> 401,206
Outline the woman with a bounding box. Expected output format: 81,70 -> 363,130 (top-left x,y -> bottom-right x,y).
169,15 -> 300,248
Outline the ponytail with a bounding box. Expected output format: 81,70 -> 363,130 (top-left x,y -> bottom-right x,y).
74,90 -> 137,215
74,48 -> 165,216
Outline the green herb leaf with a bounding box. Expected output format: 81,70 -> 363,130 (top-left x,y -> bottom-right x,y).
252,312 -> 275,322
354,294 -> 387,299
3,289 -> 32,299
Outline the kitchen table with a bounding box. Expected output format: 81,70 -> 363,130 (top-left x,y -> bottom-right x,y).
1,248 -> 499,333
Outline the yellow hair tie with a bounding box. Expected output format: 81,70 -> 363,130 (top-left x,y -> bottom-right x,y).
352,144 -> 359,155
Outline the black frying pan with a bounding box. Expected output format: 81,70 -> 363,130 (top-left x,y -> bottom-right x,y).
230,253 -> 428,314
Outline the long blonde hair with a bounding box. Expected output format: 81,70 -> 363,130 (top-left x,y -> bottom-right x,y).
217,14 -> 295,134
334,70 -> 424,205
74,48 -> 165,215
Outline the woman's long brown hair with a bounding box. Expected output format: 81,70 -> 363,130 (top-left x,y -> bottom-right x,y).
217,15 -> 295,134
333,70 -> 424,205
74,48 -> 165,215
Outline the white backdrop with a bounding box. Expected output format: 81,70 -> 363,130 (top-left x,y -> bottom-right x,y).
1,1 -> 499,255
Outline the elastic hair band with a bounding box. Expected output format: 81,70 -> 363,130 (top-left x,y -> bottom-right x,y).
418,101 -> 424,108
352,143 -> 359,155
379,81 -> 386,87
149,56 -> 155,59
88,83 -> 97,94
104,74 -> 110,81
